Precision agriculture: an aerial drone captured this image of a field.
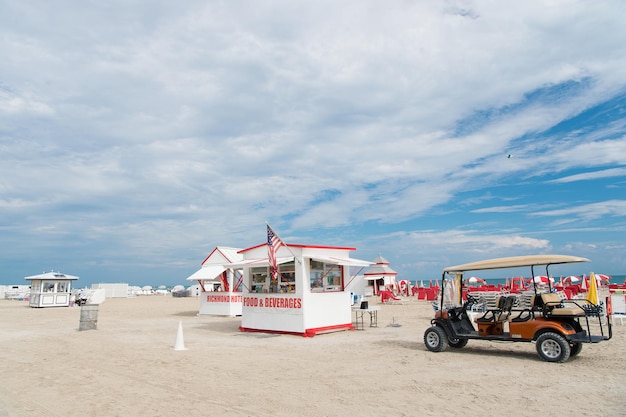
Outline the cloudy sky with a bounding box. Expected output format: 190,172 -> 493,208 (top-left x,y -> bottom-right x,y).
2,1 -> 626,287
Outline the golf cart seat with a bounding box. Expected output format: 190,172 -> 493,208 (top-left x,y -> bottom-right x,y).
511,293 -> 536,322
540,292 -> 585,316
476,295 -> 516,323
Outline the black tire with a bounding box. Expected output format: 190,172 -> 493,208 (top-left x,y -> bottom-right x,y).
424,326 -> 448,352
569,342 -> 583,358
448,337 -> 468,349
536,332 -> 571,363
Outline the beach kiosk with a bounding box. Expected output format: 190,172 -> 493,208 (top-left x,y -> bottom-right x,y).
363,255 -> 398,295
186,247 -> 244,316
227,229 -> 372,336
25,271 -> 78,308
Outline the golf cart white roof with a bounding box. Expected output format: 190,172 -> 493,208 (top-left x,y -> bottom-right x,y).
443,254 -> 589,274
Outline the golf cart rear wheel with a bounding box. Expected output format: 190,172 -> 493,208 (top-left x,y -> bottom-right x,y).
569,342 -> 583,358
536,332 -> 570,363
448,337 -> 468,349
424,326 -> 448,352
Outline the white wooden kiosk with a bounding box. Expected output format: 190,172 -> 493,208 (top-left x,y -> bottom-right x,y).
227,243 -> 372,336
186,247 -> 244,317
363,255 -> 398,295
25,271 -> 79,308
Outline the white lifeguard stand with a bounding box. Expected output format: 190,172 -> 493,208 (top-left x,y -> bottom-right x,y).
25,271 -> 79,308
226,242 -> 372,336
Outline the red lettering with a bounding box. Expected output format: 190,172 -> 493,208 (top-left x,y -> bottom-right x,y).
242,296 -> 302,309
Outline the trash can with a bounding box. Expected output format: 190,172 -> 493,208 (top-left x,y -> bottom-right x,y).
79,304 -> 99,331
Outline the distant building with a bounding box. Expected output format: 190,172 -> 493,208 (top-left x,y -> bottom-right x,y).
91,283 -> 129,298
25,271 -> 79,308
364,255 -> 398,295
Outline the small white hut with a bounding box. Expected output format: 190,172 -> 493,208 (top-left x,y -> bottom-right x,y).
186,247 -> 244,316
25,271 -> 79,308
363,255 -> 398,295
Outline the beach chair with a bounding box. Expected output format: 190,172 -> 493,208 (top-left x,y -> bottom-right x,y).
380,290 -> 404,304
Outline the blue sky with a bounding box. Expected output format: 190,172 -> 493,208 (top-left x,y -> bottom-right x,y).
2,1 -> 626,287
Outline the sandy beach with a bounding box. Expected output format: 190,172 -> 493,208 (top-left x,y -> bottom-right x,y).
0,295 -> 624,417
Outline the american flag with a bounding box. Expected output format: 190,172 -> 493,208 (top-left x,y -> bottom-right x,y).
267,224 -> 284,280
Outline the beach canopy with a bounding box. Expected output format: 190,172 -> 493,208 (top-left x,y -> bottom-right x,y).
225,255 -> 372,269
186,264 -> 227,281
225,256 -> 294,268
365,275 -> 385,281
444,254 -> 589,273
311,256 -> 373,267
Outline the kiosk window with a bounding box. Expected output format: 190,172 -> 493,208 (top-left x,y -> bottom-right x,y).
279,262 -> 296,293
310,260 -> 343,292
251,267 -> 268,293
249,263 -> 296,294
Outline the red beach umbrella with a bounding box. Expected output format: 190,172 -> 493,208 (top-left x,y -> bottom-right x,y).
564,276 -> 580,284
596,274 -> 611,283
464,276 -> 485,286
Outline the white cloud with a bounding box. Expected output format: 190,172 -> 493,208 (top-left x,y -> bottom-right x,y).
1,1 -> 626,283
533,200 -> 626,221
551,167 -> 626,183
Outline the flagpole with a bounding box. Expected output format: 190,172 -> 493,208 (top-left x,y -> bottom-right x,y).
265,221 -> 302,264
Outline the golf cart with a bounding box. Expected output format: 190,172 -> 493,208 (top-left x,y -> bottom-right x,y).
423,255 -> 612,362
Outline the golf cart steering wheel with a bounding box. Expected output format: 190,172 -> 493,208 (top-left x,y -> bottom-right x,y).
465,294 -> 479,308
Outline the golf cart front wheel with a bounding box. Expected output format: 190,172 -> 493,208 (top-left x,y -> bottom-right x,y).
536,332 -> 571,363
424,326 -> 448,352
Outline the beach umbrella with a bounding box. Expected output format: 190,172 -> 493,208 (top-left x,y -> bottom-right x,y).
465,276 -> 485,286
596,274 -> 611,283
587,272 -> 599,305
528,276 -> 550,284
581,275 -> 588,291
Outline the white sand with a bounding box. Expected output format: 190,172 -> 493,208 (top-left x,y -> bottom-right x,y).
0,295 -> 624,417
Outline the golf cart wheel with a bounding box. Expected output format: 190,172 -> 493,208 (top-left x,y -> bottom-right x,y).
424,326 -> 448,352
569,342 -> 583,358
536,332 -> 571,363
448,337 -> 468,349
